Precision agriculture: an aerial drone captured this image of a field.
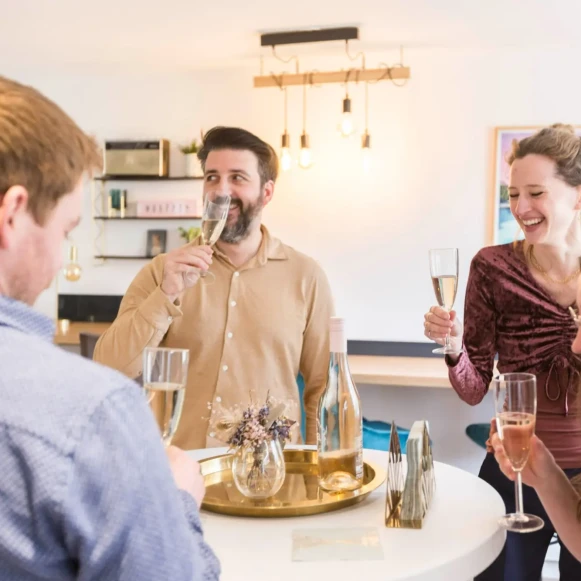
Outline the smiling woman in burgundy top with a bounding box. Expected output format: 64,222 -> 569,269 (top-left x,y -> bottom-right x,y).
425,124 -> 581,581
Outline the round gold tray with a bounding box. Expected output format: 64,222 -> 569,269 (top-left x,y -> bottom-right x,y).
199,448 -> 385,518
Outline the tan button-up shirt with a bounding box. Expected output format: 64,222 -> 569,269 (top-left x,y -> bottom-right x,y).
93,226 -> 334,450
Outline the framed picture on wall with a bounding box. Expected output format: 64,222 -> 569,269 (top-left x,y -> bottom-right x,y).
146,229 -> 167,257
492,126 -> 581,245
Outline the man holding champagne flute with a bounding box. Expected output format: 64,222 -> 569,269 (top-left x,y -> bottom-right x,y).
94,126 -> 334,450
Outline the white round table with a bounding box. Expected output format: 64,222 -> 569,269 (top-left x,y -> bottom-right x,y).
189,446 -> 506,581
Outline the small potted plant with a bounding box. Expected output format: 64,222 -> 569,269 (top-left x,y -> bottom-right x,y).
180,139 -> 202,177
178,226 -> 201,244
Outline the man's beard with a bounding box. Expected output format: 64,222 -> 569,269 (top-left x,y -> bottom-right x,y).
220,192 -> 264,244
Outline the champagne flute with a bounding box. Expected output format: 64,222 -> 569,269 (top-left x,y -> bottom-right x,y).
142,347 -> 189,446
493,373 -> 544,533
198,192 -> 230,285
428,248 -> 462,355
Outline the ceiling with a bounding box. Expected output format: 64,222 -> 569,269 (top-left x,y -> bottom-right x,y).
4,0 -> 581,70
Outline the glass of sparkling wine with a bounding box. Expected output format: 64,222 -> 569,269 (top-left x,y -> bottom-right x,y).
198,192 -> 231,284
494,373 -> 544,533
143,347 -> 189,446
428,247 -> 462,355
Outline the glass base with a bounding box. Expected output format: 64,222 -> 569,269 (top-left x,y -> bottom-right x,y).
432,346 -> 463,355
499,512 -> 545,533
199,271 -> 216,285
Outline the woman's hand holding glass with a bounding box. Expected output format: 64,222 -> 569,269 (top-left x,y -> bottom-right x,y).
493,373 -> 544,533
423,306 -> 463,356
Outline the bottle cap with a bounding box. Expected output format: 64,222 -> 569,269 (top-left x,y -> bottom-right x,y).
329,317 -> 347,353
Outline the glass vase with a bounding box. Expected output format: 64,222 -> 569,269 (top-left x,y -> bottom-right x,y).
231,439 -> 286,499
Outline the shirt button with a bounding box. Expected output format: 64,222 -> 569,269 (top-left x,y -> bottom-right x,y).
234,272 -> 240,277
222,365 -> 229,372
216,396 -> 222,403
209,432 -> 216,438
230,300 -> 237,307
167,316 -> 173,322
227,332 -> 233,339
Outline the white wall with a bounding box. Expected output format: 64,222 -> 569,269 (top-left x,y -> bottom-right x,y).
10,45 -> 579,340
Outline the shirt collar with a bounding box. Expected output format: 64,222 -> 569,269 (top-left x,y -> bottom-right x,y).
0,295 -> 55,341
207,225 -> 288,268
256,225 -> 288,265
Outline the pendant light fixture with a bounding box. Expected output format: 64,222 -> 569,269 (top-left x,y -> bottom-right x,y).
361,81 -> 371,172
63,244 -> 82,282
280,87 -> 292,171
299,80 -> 313,169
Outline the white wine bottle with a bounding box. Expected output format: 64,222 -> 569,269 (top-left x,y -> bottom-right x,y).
317,316 -> 363,492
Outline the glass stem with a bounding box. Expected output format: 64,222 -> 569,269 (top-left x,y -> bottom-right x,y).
444,310 -> 451,350
515,471 -> 524,516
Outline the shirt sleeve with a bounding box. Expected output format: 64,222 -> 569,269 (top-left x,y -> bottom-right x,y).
446,251 -> 497,405
299,262 -> 335,444
60,383 -> 220,581
93,256 -> 183,379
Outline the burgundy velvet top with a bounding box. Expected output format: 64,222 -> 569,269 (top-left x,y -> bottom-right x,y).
448,242 -> 581,468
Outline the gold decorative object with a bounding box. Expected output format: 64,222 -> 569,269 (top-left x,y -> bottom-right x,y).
199,448 -> 385,518
63,245 -> 82,282
385,420 -> 436,529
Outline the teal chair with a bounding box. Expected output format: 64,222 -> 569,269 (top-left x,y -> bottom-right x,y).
297,374 -> 409,452
465,423 -> 490,449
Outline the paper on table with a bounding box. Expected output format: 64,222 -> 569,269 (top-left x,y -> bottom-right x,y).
291,527 -> 384,562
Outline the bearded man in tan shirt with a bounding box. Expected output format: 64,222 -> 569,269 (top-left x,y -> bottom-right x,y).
94,126 -> 334,450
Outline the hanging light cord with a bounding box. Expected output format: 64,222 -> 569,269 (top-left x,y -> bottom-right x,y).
345,40 -> 366,69
371,46 -> 408,87
272,46 -> 300,74
302,79 -> 307,132
284,87 -> 288,132
364,81 -> 369,132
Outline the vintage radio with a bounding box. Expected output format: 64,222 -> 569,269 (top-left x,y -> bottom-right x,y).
103,140 -> 169,177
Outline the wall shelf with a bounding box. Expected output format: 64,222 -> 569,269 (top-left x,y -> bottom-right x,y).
91,174 -> 202,259
94,175 -> 203,181
94,216 -> 201,220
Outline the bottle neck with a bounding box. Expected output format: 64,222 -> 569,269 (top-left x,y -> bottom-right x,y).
330,328 -> 347,354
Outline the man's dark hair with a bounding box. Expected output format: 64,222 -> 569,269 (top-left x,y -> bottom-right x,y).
197,126 -> 278,186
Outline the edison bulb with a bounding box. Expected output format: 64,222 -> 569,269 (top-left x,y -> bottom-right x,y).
338,97 -> 355,137
299,147 -> 312,169
64,263 -> 82,282
339,114 -> 354,137
299,133 -> 313,169
63,245 -> 82,282
280,147 -> 292,171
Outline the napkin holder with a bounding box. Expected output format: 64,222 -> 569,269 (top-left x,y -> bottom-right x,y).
385,420 -> 435,529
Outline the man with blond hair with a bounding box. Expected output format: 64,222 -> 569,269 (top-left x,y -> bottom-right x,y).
0,76 -> 219,579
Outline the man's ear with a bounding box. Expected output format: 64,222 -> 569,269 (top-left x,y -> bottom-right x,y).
262,180 -> 275,206
575,185 -> 581,211
0,185 -> 29,249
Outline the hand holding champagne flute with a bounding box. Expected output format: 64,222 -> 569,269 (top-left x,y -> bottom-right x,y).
143,347 -> 189,446
494,373 -> 544,533
196,192 -> 231,284
427,248 -> 463,355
